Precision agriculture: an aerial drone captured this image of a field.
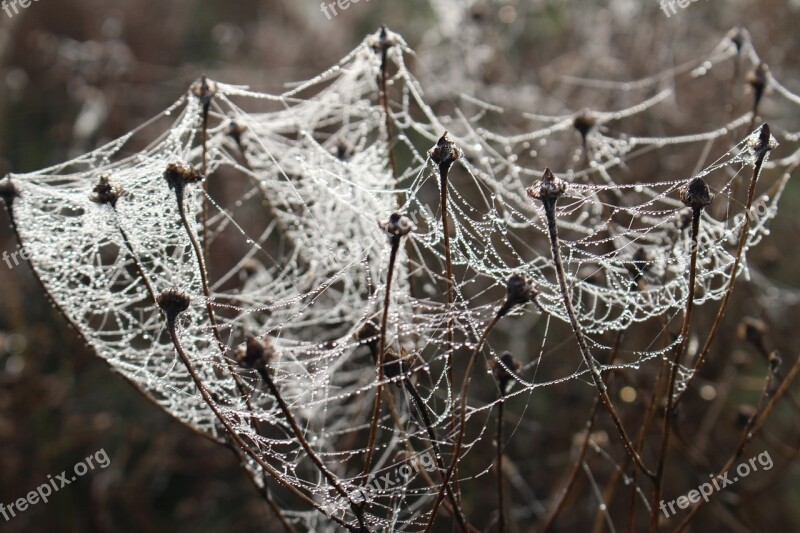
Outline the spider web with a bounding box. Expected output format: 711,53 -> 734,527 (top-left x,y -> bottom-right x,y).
3,26 -> 797,531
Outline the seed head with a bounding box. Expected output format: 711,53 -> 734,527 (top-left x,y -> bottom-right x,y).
379,213 -> 415,238
164,162 -> 203,193
527,168 -> 567,203
499,273 -> 539,317
573,109 -> 596,140
383,348 -> 409,379
492,352 -> 521,396
236,335 -> 275,371
90,173 -> 123,207
680,177 -> 713,210
368,25 -> 398,55
355,321 -> 380,361
747,62 -> 768,106
157,288 -> 191,318
191,76 -> 217,107
747,123 -> 776,156
0,176 -> 19,207
726,26 -> 749,54
225,120 -> 246,144
429,131 -> 462,169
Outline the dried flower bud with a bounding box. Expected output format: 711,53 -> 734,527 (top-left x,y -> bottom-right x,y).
0,176 -> 19,207
157,288 -> 191,318
680,177 -> 713,210
768,351 -> 782,374
236,335 -> 275,370
573,109 -> 596,141
355,321 -> 380,361
748,123 -> 776,156
368,25 -> 397,54
499,273 -> 538,317
90,173 -> 123,207
527,168 -> 567,203
383,348 -> 409,383
164,162 -> 203,193
492,352 -> 521,396
191,76 -> 217,107
726,26 -> 748,54
429,131 -> 462,169
225,120 -> 246,144
747,62 -> 768,106
379,213 -> 415,238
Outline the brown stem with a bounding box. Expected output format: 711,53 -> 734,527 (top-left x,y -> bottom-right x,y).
541,197 -> 655,480
497,399 -> 506,533
426,312 -> 502,532
676,123 -> 772,408
651,205 -> 702,532
362,235 -> 401,479
163,314 -> 358,531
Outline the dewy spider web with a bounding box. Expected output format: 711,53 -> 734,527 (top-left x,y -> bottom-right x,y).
2,26 -> 797,530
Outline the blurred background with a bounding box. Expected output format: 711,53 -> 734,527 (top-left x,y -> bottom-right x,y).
0,1 -> 799,531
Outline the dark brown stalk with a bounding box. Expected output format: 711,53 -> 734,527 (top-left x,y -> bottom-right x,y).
426,274 -> 539,532
429,132 -> 462,407
674,353 -> 800,532
159,295 -> 358,531
373,26 -> 399,188
401,376 -> 469,532
191,77 -> 215,261
675,123 -> 773,408
651,176 -> 712,532
248,346 -> 366,529
529,168 -> 655,480
544,332 -> 623,532
362,214 -> 409,479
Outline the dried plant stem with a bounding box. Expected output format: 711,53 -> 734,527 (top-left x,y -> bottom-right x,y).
174,189 -> 254,405
674,354 -> 800,532
426,312 -> 502,532
675,123 -> 772,408
439,160 -> 455,397
496,399 -> 506,533
650,203 -> 703,532
541,197 -> 654,480
253,362 -> 367,528
362,235 -> 401,479
402,379 -> 470,532
162,316 -> 357,531
544,332 -> 623,532
378,32 -> 399,187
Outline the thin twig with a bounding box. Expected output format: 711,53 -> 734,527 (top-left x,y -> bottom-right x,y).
529,168 -> 655,480
675,123 -> 774,408
159,295 -> 359,531
651,176 -> 710,531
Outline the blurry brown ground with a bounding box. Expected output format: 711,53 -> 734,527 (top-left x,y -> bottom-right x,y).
0,1 -> 798,532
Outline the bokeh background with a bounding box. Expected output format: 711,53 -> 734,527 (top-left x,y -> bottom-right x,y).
0,1 -> 799,531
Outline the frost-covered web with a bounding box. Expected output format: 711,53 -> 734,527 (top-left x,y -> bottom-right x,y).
3,26 -> 798,531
